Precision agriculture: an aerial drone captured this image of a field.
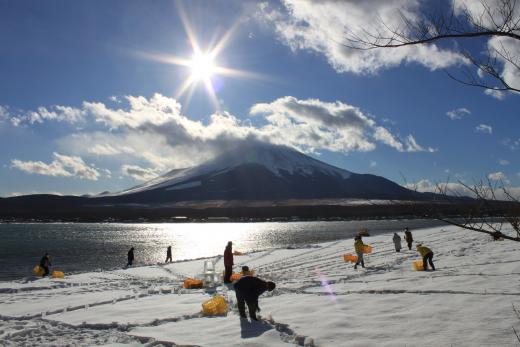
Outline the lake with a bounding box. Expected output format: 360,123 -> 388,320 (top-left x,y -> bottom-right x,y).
0,219 -> 446,281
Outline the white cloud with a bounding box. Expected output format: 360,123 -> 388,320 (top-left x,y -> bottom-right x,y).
475,124 -> 492,134
251,96 -> 433,153
11,153 -> 100,180
373,127 -> 403,152
499,159 -> 509,166
11,94 -> 434,176
0,105 -> 9,126
452,1 -> 520,98
404,135 -> 436,153
484,88 -> 507,100
405,179 -> 473,197
503,137 -> 520,151
12,105 -> 85,126
407,178 -> 520,199
121,165 -> 160,181
446,107 -> 471,120
370,161 -> 377,168
257,0 -> 466,75
488,171 -> 507,181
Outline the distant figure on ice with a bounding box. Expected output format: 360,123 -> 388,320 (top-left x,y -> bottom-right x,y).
127,247 -> 134,267
404,227 -> 414,250
392,233 -> 402,252
416,244 -> 435,271
165,246 -> 172,263
354,235 -> 366,269
224,241 -> 234,283
234,276 -> 276,320
39,253 -> 51,277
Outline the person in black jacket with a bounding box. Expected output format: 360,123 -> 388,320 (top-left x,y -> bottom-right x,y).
233,276 -> 275,320
39,253 -> 51,277
127,247 -> 134,267
165,246 -> 172,263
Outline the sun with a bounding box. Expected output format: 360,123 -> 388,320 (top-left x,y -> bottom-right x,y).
137,3 -> 264,111
189,53 -> 215,81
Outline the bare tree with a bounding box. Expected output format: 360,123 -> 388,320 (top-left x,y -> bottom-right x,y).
345,0 -> 520,94
424,178 -> 520,242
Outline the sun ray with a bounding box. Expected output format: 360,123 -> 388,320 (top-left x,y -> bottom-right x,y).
135,2 -> 268,111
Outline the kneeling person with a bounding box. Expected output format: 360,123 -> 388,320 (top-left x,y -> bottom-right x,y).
234,276 -> 275,320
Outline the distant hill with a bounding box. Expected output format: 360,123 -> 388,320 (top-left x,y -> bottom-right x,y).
0,142 -> 453,221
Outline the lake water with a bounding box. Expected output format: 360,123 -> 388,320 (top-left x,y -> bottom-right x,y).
0,219 -> 446,281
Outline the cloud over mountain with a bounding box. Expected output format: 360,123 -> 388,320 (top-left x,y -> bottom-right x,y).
5,94 -> 434,181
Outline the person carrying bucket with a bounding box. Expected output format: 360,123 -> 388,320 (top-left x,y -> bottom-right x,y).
404,227 -> 414,250
224,241 -> 234,283
354,235 -> 366,269
39,253 -> 51,277
392,233 -> 402,252
416,243 -> 436,271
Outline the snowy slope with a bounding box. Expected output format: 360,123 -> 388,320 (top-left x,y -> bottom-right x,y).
114,142 -> 352,196
1,225 -> 520,346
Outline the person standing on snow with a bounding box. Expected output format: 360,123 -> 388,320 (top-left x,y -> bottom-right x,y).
416,244 -> 436,271
39,253 -> 51,277
165,246 -> 172,263
392,233 -> 402,252
234,276 -> 276,320
127,247 -> 134,267
354,235 -> 366,269
224,241 -> 234,283
404,227 -> 414,250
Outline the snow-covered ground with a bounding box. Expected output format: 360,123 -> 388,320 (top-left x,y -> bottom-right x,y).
1,225 -> 520,346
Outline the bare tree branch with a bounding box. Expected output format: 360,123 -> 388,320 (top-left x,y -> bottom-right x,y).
345,0 -> 520,94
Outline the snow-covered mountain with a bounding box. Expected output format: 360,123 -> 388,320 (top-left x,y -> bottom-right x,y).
99,142 -> 423,204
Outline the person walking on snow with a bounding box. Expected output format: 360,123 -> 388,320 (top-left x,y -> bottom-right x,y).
354,235 -> 366,269
165,246 -> 172,263
234,276 -> 276,320
404,227 -> 414,250
127,247 -> 134,267
392,233 -> 402,252
416,244 -> 436,271
224,241 -> 234,283
40,253 -> 51,277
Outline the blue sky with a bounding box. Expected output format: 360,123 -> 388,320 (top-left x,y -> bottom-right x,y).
0,0 -> 519,197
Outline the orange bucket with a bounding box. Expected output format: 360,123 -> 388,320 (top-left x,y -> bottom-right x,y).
343,254 -> 358,263
183,278 -> 203,289
362,245 -> 372,254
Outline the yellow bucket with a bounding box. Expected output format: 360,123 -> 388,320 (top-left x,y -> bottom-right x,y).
202,295 -> 228,315
51,271 -> 65,278
412,260 -> 424,271
32,265 -> 44,276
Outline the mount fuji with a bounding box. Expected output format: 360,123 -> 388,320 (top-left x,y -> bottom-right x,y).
97,142 -> 425,204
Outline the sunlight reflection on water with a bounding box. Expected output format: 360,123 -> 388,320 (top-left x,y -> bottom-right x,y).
0,220 -> 445,280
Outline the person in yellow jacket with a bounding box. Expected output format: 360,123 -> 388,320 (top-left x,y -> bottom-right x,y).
416,244 -> 435,271
354,235 -> 365,269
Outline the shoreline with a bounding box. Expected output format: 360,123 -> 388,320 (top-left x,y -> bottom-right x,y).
1,224 -> 518,346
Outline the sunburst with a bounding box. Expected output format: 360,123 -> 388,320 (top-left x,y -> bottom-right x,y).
137,4 -> 263,111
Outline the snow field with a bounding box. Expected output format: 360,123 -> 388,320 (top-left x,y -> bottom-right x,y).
1,225 -> 520,346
